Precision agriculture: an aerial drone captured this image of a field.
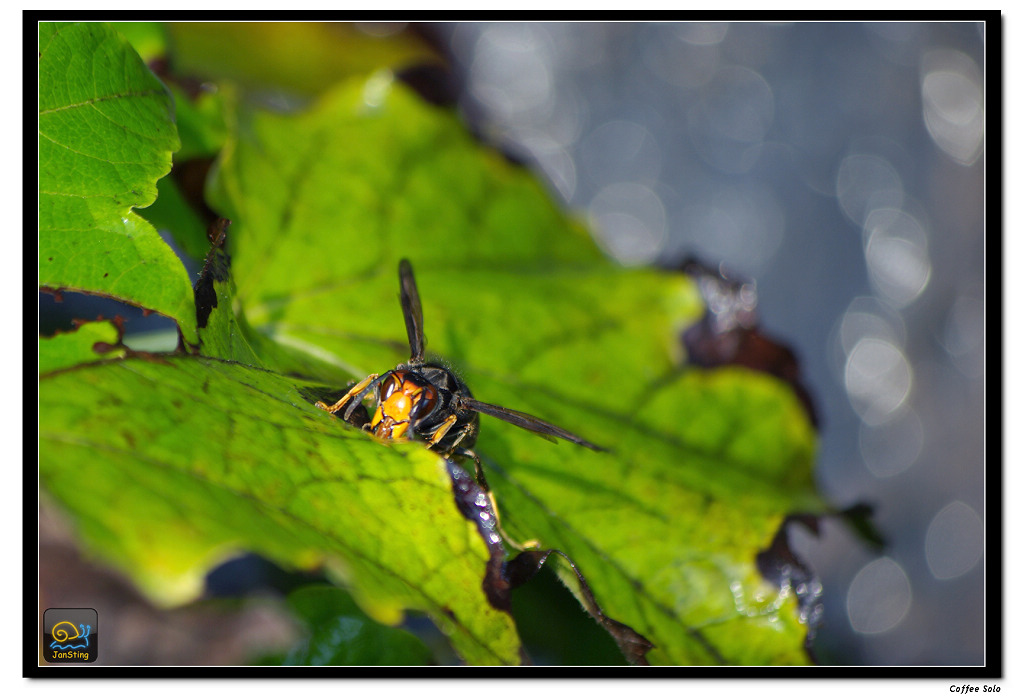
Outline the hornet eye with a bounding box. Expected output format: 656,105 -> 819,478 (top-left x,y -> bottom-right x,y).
380,373 -> 401,399
409,386 -> 438,422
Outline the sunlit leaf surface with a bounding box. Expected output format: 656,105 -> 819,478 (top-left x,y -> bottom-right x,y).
38,22 -> 196,344
39,355 -> 521,665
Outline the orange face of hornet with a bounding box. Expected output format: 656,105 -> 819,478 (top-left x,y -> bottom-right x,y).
370,370 -> 439,441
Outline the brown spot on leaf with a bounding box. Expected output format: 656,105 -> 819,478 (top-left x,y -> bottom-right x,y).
91,341 -> 118,354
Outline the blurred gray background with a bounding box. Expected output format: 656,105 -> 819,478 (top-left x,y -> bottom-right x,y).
427,21 -> 987,665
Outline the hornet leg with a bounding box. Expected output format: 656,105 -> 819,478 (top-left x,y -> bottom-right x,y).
316,374 -> 379,415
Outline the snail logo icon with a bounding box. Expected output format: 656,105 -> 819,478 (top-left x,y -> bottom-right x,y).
43,608 -> 97,663
49,620 -> 90,650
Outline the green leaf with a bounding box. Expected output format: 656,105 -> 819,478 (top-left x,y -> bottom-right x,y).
205,76 -> 823,664
38,22 -> 196,345
280,585 -> 432,665
39,356 -> 521,665
39,319 -> 126,375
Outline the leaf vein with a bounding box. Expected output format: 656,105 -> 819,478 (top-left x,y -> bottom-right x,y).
39,89 -> 166,116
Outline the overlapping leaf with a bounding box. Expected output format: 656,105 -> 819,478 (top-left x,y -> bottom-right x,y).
39,354 -> 521,665
280,585 -> 433,665
38,22 -> 196,344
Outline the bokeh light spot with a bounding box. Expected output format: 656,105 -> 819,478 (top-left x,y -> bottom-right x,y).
845,338 -> 912,425
863,208 -> 931,308
847,557 -> 912,634
925,501 -> 983,580
921,50 -> 983,165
